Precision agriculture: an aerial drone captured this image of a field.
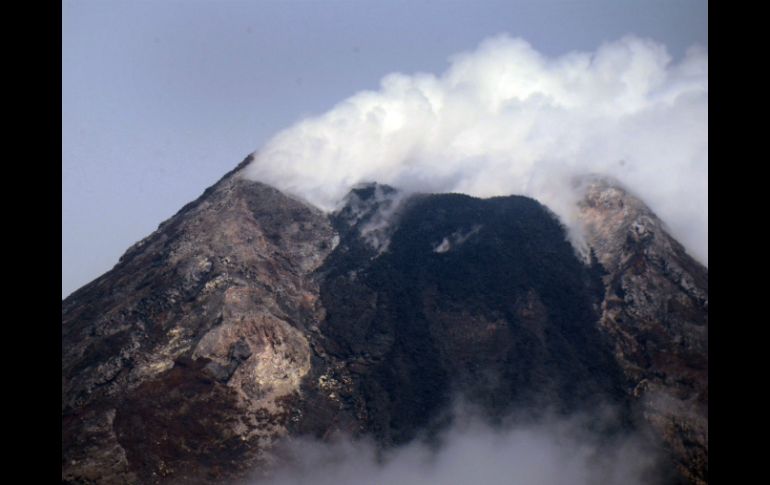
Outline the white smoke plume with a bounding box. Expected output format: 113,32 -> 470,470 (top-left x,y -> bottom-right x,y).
242,34 -> 707,265
338,183 -> 410,253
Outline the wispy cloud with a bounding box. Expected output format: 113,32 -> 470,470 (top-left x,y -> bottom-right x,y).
250,403 -> 664,485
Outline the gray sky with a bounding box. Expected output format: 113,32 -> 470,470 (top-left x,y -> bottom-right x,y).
62,0 -> 707,299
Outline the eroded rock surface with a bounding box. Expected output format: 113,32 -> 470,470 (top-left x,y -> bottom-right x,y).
62,155 -> 337,484
577,176 -> 708,485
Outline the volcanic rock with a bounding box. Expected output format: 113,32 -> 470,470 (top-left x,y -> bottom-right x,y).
62,160 -> 707,484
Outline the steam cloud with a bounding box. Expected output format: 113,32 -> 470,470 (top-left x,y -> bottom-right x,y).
242,35 -> 707,265
251,406 -> 663,485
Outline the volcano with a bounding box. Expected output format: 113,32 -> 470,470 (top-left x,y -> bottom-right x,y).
62,154 -> 707,484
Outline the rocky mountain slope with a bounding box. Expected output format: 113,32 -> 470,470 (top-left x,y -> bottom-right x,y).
576,177 -> 708,484
62,156 -> 707,484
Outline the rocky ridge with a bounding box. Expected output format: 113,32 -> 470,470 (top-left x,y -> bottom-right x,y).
62,155 -> 337,483
576,176 -> 708,485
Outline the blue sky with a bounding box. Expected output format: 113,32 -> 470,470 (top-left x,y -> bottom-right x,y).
62,0 -> 707,298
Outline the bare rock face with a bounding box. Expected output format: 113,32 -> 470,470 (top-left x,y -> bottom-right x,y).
62,155 -> 338,484
62,164 -> 707,485
576,176 -> 708,485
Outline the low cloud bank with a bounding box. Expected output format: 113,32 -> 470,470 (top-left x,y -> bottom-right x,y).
243,34 -> 707,265
251,406 -> 664,485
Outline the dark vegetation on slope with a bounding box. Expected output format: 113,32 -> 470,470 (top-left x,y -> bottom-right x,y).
314,190 -> 631,446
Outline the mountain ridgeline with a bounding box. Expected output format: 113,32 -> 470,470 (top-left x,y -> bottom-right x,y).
62,155 -> 707,484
